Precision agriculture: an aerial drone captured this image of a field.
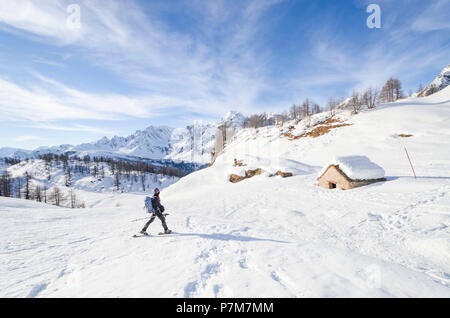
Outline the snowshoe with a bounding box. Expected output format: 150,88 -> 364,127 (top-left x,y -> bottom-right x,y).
133,230 -> 149,237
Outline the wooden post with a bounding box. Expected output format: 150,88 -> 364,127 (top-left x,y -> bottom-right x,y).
404,146 -> 416,179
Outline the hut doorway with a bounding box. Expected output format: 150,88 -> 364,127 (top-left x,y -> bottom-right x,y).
329,182 -> 337,189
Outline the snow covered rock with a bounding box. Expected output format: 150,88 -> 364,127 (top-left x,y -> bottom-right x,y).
418,65 -> 450,97
218,111 -> 245,128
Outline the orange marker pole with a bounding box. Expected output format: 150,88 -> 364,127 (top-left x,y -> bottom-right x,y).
404,146 -> 417,179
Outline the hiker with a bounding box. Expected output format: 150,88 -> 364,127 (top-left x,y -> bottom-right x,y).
140,188 -> 172,235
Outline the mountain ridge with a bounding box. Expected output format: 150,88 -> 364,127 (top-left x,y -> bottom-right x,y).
418,65 -> 450,97
0,114 -> 245,165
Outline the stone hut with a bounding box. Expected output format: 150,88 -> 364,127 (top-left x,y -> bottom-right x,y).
317,156 -> 386,190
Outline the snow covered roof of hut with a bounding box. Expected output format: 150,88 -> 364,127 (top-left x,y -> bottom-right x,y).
318,156 -> 385,180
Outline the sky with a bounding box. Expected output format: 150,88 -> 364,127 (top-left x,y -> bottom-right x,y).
0,0 -> 449,150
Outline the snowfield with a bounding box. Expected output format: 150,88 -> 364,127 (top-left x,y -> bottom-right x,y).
1,88 -> 450,298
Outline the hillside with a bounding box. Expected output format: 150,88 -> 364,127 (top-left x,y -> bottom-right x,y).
9,159 -> 178,193
214,85 -> 450,178
1,86 -> 449,297
0,157 -> 179,209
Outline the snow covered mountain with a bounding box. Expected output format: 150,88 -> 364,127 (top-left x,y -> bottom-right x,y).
0,147 -> 34,159
73,126 -> 174,159
0,113 -> 244,166
217,110 -> 246,127
418,65 -> 450,97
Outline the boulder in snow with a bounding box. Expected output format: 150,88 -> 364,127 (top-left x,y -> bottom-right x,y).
230,168 -> 265,183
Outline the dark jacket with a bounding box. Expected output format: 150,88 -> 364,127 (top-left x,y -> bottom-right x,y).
152,195 -> 164,212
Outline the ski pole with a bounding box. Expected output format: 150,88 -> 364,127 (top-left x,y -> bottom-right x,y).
131,214 -> 169,222
131,217 -> 148,222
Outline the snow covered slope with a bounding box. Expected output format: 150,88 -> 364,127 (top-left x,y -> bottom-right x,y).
216,86 -> 450,179
1,87 -> 449,298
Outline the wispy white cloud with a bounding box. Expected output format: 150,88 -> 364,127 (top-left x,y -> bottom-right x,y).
0,0 -> 285,117
287,0 -> 450,102
0,74 -> 205,122
411,0 -> 450,32
0,76 -> 103,122
17,123 -> 115,135
13,135 -> 44,142
0,0 -> 82,43
32,58 -> 65,68
0,0 -> 447,121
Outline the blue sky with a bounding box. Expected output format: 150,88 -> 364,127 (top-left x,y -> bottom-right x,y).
0,0 -> 449,149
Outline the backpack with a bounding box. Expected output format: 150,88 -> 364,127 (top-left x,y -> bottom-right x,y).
144,196 -> 155,214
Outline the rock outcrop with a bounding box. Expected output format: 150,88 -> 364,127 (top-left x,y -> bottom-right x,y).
418,65 -> 450,97
230,168 -> 265,183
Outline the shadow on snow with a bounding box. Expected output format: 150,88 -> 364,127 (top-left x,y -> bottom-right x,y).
157,232 -> 290,244
386,176 -> 450,181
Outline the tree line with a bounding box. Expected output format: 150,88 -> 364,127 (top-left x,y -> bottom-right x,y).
0,153 -> 186,206
38,154 -> 186,179
242,76 -> 408,129
0,170 -> 85,208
